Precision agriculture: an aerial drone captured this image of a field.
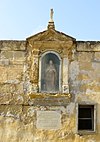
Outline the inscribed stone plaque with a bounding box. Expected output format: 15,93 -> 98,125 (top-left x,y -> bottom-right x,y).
36,111 -> 61,130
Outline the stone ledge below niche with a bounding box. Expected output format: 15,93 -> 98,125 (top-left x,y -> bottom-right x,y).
28,93 -> 71,106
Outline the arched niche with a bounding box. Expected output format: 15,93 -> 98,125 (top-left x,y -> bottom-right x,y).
39,51 -> 61,93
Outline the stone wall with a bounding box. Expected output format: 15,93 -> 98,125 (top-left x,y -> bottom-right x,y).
0,39 -> 100,142
0,40 -> 26,105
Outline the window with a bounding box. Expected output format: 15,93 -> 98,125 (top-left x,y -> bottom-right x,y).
78,105 -> 96,132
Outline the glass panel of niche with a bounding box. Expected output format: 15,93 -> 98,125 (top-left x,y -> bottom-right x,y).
40,52 -> 61,93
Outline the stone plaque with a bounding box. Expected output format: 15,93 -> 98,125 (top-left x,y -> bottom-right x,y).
36,111 -> 61,130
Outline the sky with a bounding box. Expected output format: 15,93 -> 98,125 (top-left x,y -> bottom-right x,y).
0,0 -> 100,41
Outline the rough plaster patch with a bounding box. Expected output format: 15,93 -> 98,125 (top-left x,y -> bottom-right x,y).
86,89 -> 100,95
87,140 -> 95,142
17,95 -> 24,102
94,52 -> 100,61
27,107 -> 35,117
69,61 -> 79,81
67,103 -> 75,114
92,62 -> 100,71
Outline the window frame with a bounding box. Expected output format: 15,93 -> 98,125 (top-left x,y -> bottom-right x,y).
76,103 -> 96,134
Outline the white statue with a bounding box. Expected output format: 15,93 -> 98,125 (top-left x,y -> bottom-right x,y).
50,9 -> 54,22
45,60 -> 57,92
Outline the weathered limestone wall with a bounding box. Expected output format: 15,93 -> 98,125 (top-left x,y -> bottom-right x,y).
0,40 -> 100,142
70,41 -> 100,97
0,41 -> 27,105
69,41 -> 100,141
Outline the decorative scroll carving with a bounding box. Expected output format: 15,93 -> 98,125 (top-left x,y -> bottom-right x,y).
32,49 -> 40,55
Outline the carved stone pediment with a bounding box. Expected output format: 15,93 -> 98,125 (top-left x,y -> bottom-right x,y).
26,29 -> 76,56
27,29 -> 75,43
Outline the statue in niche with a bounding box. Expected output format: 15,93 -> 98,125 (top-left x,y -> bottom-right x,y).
44,60 -> 57,92
41,52 -> 60,93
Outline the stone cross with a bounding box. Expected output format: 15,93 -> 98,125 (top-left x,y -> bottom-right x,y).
50,9 -> 54,22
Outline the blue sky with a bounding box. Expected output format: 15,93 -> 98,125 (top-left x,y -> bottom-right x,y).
0,0 -> 100,40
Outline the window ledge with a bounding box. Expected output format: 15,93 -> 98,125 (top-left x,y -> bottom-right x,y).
78,130 -> 96,135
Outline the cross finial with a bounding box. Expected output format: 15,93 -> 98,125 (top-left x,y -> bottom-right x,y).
50,9 -> 54,22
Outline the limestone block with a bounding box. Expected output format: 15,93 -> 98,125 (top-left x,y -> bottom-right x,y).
0,59 -> 10,65
0,64 -> 24,84
88,71 -> 100,81
0,93 -> 12,104
88,84 -> 100,92
0,105 -> 22,117
61,115 -> 76,133
22,106 -> 36,124
6,65 -> 23,82
92,62 -> 100,72
0,115 -> 35,142
77,41 -> 100,51
79,62 -> 93,71
0,92 -> 24,105
94,52 -> 100,61
13,51 -> 26,61
11,60 -> 25,65
0,51 -> 13,59
78,52 -> 93,62
23,106 -> 35,117
69,61 -> 79,81
16,83 -> 24,94
86,87 -> 100,96
0,66 -> 7,83
0,84 -> 16,94
79,84 -> 87,92
0,50 -> 26,65
0,41 -> 26,51
0,83 -> 24,104
77,73 -> 90,81
10,94 -> 24,105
